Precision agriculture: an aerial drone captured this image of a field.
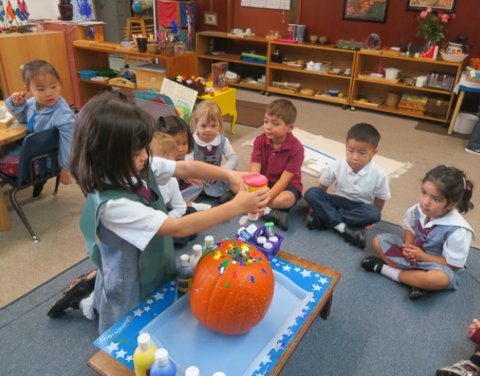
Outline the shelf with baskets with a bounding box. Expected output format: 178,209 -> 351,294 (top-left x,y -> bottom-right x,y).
196,31 -> 269,91
265,42 -> 356,105
351,50 -> 464,123
72,40 -> 196,108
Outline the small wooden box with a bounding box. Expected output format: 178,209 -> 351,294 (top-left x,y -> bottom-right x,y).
135,63 -> 166,91
426,98 -> 449,117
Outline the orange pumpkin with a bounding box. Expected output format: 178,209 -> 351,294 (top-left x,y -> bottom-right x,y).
189,239 -> 275,335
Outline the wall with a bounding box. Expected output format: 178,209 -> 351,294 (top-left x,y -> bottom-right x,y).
193,0 -> 479,56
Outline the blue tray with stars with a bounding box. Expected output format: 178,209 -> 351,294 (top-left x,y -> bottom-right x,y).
93,256 -> 333,375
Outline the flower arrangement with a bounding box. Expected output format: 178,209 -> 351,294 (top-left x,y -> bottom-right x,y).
416,7 -> 455,45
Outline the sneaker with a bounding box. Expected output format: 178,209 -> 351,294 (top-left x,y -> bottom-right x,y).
361,256 -> 385,273
436,359 -> 480,376
32,182 -> 46,197
47,269 -> 97,318
343,226 -> 366,249
465,147 -> 480,156
305,212 -> 325,230
409,287 -> 429,301
262,209 -> 289,231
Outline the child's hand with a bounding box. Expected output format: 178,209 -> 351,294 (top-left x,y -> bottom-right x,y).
60,169 -> 72,185
188,178 -> 203,186
11,91 -> 26,106
231,188 -> 270,214
468,318 -> 480,337
402,244 -> 422,265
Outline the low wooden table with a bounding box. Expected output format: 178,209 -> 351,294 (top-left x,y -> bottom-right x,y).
88,250 -> 341,376
0,111 -> 27,232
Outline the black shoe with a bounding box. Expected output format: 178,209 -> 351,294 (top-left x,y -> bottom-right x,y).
465,146 -> 480,156
409,287 -> 429,301
305,212 -> 325,230
263,209 -> 289,231
219,190 -> 234,204
47,269 -> 96,318
32,182 -> 46,197
361,256 -> 385,273
343,226 -> 366,249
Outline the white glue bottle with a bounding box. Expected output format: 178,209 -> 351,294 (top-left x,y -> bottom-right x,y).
203,235 -> 215,252
189,244 -> 203,269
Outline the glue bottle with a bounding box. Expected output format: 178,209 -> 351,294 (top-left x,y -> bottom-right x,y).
265,222 -> 275,237
133,332 -> 157,376
185,365 -> 200,376
189,244 -> 203,269
176,254 -> 193,294
150,348 -> 176,376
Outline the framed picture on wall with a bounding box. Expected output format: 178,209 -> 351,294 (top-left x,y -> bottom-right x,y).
407,0 -> 456,12
343,0 -> 389,23
204,11 -> 218,26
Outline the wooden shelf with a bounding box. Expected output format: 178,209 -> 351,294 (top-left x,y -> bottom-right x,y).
195,32 -> 464,125
73,40 -> 196,108
351,51 -> 464,123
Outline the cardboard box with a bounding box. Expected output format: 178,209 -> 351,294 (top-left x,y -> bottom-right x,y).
237,100 -> 265,127
135,63 -> 166,91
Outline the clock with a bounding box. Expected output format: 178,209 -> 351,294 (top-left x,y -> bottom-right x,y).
366,33 -> 381,50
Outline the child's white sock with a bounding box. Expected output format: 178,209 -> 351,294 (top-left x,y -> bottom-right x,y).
191,202 -> 212,211
380,265 -> 400,282
334,223 -> 346,233
79,292 -> 95,320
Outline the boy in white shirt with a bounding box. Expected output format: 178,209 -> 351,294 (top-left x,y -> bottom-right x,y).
304,123 -> 391,249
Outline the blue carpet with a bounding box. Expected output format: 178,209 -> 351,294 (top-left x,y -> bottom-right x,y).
1,200 -> 479,375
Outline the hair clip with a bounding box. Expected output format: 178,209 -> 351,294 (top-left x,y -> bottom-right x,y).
462,176 -> 467,190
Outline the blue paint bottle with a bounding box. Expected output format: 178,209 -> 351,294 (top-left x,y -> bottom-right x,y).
150,348 -> 176,376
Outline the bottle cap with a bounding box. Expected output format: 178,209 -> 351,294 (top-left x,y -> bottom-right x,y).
192,244 -> 202,255
154,348 -> 169,366
204,235 -> 214,248
268,236 -> 279,243
180,254 -> 190,266
185,365 -> 200,376
256,236 -> 267,245
263,242 -> 273,250
137,332 -> 151,350
243,173 -> 268,188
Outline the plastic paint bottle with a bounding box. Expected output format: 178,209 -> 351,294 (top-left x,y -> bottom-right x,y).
243,173 -> 268,221
133,332 -> 157,376
177,254 -> 193,294
185,365 -> 200,376
150,348 -> 176,376
203,235 -> 215,251
189,244 -> 203,268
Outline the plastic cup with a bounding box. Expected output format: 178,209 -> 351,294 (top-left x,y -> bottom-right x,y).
137,36 -> 148,53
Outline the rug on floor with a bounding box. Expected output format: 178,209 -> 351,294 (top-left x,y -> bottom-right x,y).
243,128 -> 413,179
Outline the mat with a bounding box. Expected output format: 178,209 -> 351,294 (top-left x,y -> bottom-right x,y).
243,128 -> 413,179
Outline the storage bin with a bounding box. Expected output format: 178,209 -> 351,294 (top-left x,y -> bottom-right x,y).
135,63 -> 166,91
426,98 -> 449,118
453,113 -> 479,134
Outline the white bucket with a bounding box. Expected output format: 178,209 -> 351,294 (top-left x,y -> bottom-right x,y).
453,113 -> 478,134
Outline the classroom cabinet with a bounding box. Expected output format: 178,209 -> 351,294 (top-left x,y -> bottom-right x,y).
0,31 -> 74,105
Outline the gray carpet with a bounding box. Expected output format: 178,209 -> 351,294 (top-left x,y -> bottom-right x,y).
1,200 -> 480,376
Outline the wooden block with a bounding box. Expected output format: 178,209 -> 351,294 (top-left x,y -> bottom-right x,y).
0,112 -> 15,129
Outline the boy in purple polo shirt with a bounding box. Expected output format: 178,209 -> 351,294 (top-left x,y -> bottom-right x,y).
250,99 -> 304,230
